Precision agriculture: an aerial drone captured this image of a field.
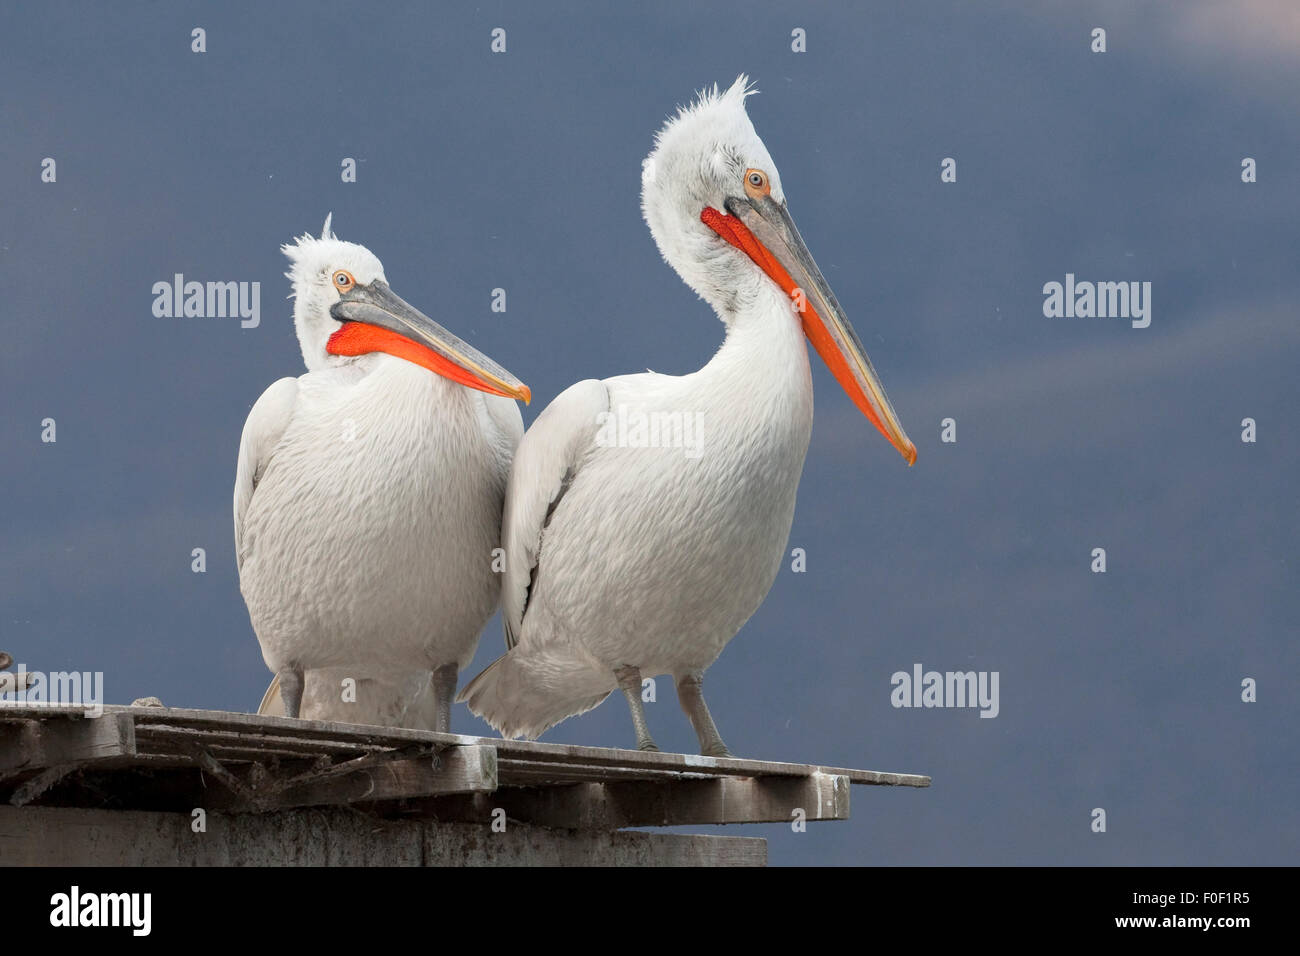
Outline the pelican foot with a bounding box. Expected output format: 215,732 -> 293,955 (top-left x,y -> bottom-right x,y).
431,664 -> 458,733
278,667 -> 304,719
615,664 -> 660,753
675,671 -> 731,758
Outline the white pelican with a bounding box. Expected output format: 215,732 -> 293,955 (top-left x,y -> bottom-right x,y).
459,77 -> 915,755
235,217 -> 528,729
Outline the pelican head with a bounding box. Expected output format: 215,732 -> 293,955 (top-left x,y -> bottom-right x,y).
641,77 -> 915,465
282,216 -> 529,403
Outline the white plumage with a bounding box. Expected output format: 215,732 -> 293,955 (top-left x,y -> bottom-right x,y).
257,667 -> 441,728
461,77 -> 915,754
236,218 -> 526,729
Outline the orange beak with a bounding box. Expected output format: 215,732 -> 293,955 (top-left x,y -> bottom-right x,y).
328,281 -> 530,404
702,199 -> 915,465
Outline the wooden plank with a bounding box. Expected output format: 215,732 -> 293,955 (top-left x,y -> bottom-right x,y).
10,765 -> 80,806
187,747 -> 264,806
258,745 -> 498,809
119,706 -> 469,747
269,743 -> 434,790
577,774 -> 851,827
133,723 -> 378,759
487,742 -> 929,789
484,737 -> 927,787
412,773 -> 850,829
142,741 -> 331,762
0,705 -> 931,824
496,757 -> 702,785
0,706 -> 931,787
0,714 -> 135,776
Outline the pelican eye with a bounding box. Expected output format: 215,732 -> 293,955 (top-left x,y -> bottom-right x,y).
744,168 -> 770,198
332,270 -> 355,291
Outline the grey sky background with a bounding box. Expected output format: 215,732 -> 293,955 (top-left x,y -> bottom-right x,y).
2,1 -> 1296,864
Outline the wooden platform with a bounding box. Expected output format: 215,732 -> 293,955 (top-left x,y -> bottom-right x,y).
0,704 -> 929,865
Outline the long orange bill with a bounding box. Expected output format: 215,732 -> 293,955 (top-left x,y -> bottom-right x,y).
702,198 -> 915,465
328,281 -> 530,404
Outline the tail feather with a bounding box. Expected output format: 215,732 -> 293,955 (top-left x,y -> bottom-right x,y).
458,650 -> 612,739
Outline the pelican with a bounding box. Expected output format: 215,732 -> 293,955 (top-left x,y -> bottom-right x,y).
235,217 -> 528,730
459,77 -> 915,755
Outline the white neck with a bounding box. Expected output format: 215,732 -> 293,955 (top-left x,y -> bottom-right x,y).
690,277 -> 815,443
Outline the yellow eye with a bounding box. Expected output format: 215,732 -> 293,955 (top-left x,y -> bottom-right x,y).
744,168 -> 770,198
332,270 -> 355,291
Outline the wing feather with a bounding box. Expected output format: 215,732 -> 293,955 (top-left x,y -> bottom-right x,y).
233,377 -> 299,573
501,379 -> 609,648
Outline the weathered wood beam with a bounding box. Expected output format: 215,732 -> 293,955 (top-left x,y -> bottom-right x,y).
260,745 -> 497,809
0,714 -> 136,777
414,772 -> 850,829
268,742 -> 433,790
187,744 -> 498,812
10,765 -> 81,806
0,707 -> 935,790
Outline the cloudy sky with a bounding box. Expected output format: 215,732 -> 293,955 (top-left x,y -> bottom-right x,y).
2,1 -> 1296,864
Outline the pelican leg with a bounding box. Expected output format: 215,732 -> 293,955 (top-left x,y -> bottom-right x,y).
675,671 -> 731,758
432,664 -> 458,734
614,665 -> 659,752
278,667 -> 304,719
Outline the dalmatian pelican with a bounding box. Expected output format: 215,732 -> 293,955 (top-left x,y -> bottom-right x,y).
236,217 -> 528,730
460,78 -> 914,754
